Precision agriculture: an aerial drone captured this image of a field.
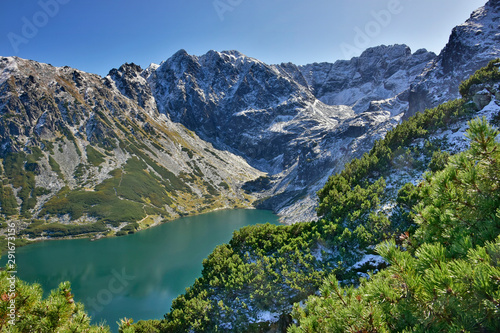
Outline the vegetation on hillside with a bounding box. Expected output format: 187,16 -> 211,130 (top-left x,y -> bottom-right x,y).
2,60 -> 499,332
122,59 -> 500,332
290,117 -> 500,332
0,268 -> 110,332
0,125 -> 247,240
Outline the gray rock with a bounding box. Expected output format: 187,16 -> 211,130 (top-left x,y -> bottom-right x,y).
0,56 -> 263,226
297,45 -> 436,116
404,0 -> 500,120
473,89 -> 493,110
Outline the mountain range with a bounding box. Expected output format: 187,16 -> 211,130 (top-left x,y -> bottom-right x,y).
0,0 -> 499,238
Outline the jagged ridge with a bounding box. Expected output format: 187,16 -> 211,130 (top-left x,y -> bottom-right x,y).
0,57 -> 263,239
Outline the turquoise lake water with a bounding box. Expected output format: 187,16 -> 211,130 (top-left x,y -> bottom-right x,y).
1,209 -> 279,331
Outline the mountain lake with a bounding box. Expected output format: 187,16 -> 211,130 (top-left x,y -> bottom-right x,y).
0,209 -> 280,331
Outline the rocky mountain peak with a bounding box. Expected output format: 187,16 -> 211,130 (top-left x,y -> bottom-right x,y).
106,62 -> 158,115
358,44 -> 411,60
171,48 -> 189,59
200,49 -> 247,63
440,0 -> 499,75
405,0 -> 500,119
166,49 -> 198,69
297,44 -> 435,115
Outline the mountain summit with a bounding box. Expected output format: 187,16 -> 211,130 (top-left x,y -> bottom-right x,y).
0,0 -> 499,232
143,45 -> 436,222
405,0 -> 500,119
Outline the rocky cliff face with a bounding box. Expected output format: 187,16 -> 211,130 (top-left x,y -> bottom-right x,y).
405,0 -> 500,119
0,56 -> 263,237
142,0 -> 500,221
296,45 -> 435,116
145,48 -> 418,222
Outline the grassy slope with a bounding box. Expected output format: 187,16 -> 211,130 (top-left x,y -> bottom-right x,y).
0,88 -> 256,242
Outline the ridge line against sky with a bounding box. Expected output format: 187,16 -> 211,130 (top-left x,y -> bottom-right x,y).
0,0 -> 487,77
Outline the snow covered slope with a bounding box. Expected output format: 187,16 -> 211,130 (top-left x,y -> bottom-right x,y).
297,45 -> 435,116
143,0 -> 500,222
145,49 -> 412,222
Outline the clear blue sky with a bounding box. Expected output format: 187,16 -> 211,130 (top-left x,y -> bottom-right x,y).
0,0 -> 487,76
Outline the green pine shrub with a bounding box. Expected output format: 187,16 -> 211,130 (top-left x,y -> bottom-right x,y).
290,117 -> 500,332
0,269 -> 110,332
459,58 -> 500,98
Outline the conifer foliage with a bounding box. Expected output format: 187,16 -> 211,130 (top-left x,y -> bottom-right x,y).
290,117 -> 500,332
415,117 -> 500,252
0,269 -> 110,332
122,60 -> 500,333
3,61 -> 500,333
